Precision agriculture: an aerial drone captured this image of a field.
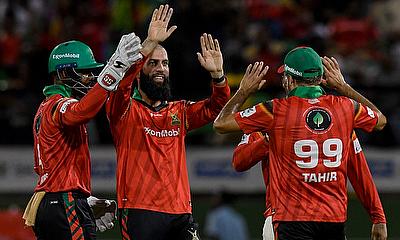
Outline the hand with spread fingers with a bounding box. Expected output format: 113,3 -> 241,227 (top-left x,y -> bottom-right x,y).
197,33 -> 224,79
140,4 -> 177,57
239,61 -> 269,95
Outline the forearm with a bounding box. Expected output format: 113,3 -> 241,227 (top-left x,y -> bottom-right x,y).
140,38 -> 159,57
213,88 -> 249,133
62,84 -> 108,125
338,84 -> 386,130
233,137 -> 267,172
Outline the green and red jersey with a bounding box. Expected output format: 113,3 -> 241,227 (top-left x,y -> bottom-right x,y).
33,84 -> 108,195
234,86 -> 378,222
106,63 -> 231,214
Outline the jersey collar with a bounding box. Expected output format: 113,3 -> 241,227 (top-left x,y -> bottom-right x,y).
132,87 -> 168,112
43,84 -> 72,98
288,86 -> 325,99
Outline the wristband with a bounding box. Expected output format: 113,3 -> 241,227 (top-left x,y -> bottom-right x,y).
212,75 -> 225,84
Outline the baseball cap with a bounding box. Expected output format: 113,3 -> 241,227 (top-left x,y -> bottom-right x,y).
277,46 -> 323,78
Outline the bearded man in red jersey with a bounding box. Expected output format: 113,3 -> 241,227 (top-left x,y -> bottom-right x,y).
214,47 -> 387,240
105,4 -> 230,240
23,19 -> 165,239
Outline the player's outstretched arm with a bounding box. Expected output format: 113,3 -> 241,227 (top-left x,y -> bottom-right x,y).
214,62 -> 268,133
197,33 -> 225,85
322,56 -> 386,131
105,4 -> 176,123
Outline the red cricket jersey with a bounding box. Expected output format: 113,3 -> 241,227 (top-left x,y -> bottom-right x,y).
33,84 -> 108,195
106,64 -> 231,214
232,132 -> 271,218
235,89 -> 378,222
232,131 -> 386,223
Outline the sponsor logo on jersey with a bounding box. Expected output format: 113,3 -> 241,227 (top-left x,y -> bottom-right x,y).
305,107 -> 332,134
353,138 -> 362,154
308,98 -> 320,104
39,173 -> 49,184
366,106 -> 375,118
60,99 -> 78,113
239,106 -> 256,118
52,53 -> 80,59
144,127 -> 180,137
238,134 -> 250,146
170,112 -> 181,126
150,112 -> 163,117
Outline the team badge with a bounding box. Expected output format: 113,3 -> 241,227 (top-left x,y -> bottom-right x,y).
305,107 -> 332,134
170,112 -> 181,126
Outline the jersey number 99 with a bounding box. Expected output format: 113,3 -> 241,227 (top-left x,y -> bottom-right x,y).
294,138 -> 343,169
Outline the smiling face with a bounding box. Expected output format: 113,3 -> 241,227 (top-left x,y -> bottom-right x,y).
139,45 -> 171,101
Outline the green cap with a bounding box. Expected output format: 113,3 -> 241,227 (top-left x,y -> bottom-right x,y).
48,40 -> 104,73
277,46 -> 323,78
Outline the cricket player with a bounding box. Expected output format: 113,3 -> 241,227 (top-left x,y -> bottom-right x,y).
105,5 -> 230,240
24,30 -> 146,239
233,131 -> 387,240
213,46 -> 387,239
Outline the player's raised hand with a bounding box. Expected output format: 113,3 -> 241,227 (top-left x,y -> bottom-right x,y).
322,56 -> 347,91
147,4 -> 177,43
371,223 -> 387,240
197,33 -> 224,78
239,62 -> 269,95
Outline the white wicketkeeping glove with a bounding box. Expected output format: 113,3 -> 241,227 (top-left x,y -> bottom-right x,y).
87,196 -> 117,232
98,32 -> 143,91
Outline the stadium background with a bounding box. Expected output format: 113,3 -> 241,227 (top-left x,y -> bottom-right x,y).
0,0 -> 399,239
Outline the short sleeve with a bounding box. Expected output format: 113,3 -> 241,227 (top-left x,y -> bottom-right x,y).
234,101 -> 274,134
354,102 -> 378,132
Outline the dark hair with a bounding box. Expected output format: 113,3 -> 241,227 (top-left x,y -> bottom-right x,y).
292,75 -> 322,85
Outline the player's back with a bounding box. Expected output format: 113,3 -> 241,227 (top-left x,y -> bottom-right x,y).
268,94 -> 355,222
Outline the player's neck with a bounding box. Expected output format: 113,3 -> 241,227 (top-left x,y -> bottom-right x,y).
138,88 -> 163,107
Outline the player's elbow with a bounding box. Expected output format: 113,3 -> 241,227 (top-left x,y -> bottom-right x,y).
374,114 -> 387,131
213,118 -> 227,134
232,159 -> 247,172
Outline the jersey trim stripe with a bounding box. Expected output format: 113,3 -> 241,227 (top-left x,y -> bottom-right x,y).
354,103 -> 363,121
62,192 -> 85,240
260,103 -> 273,118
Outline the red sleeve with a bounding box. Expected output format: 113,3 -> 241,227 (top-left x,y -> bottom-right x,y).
348,134 -> 386,224
232,132 -> 269,172
234,101 -> 274,134
354,102 -> 378,132
53,84 -> 108,126
105,59 -> 146,123
185,80 -> 230,131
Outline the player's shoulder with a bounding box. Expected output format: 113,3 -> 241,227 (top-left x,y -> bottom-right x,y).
322,94 -> 352,103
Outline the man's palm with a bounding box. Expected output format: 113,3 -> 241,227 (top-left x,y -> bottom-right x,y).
202,51 -> 223,73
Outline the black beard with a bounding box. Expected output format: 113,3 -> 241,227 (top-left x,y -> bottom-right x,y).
140,70 -> 171,101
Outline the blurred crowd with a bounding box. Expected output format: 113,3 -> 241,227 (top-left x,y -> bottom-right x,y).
1,0 -> 399,146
